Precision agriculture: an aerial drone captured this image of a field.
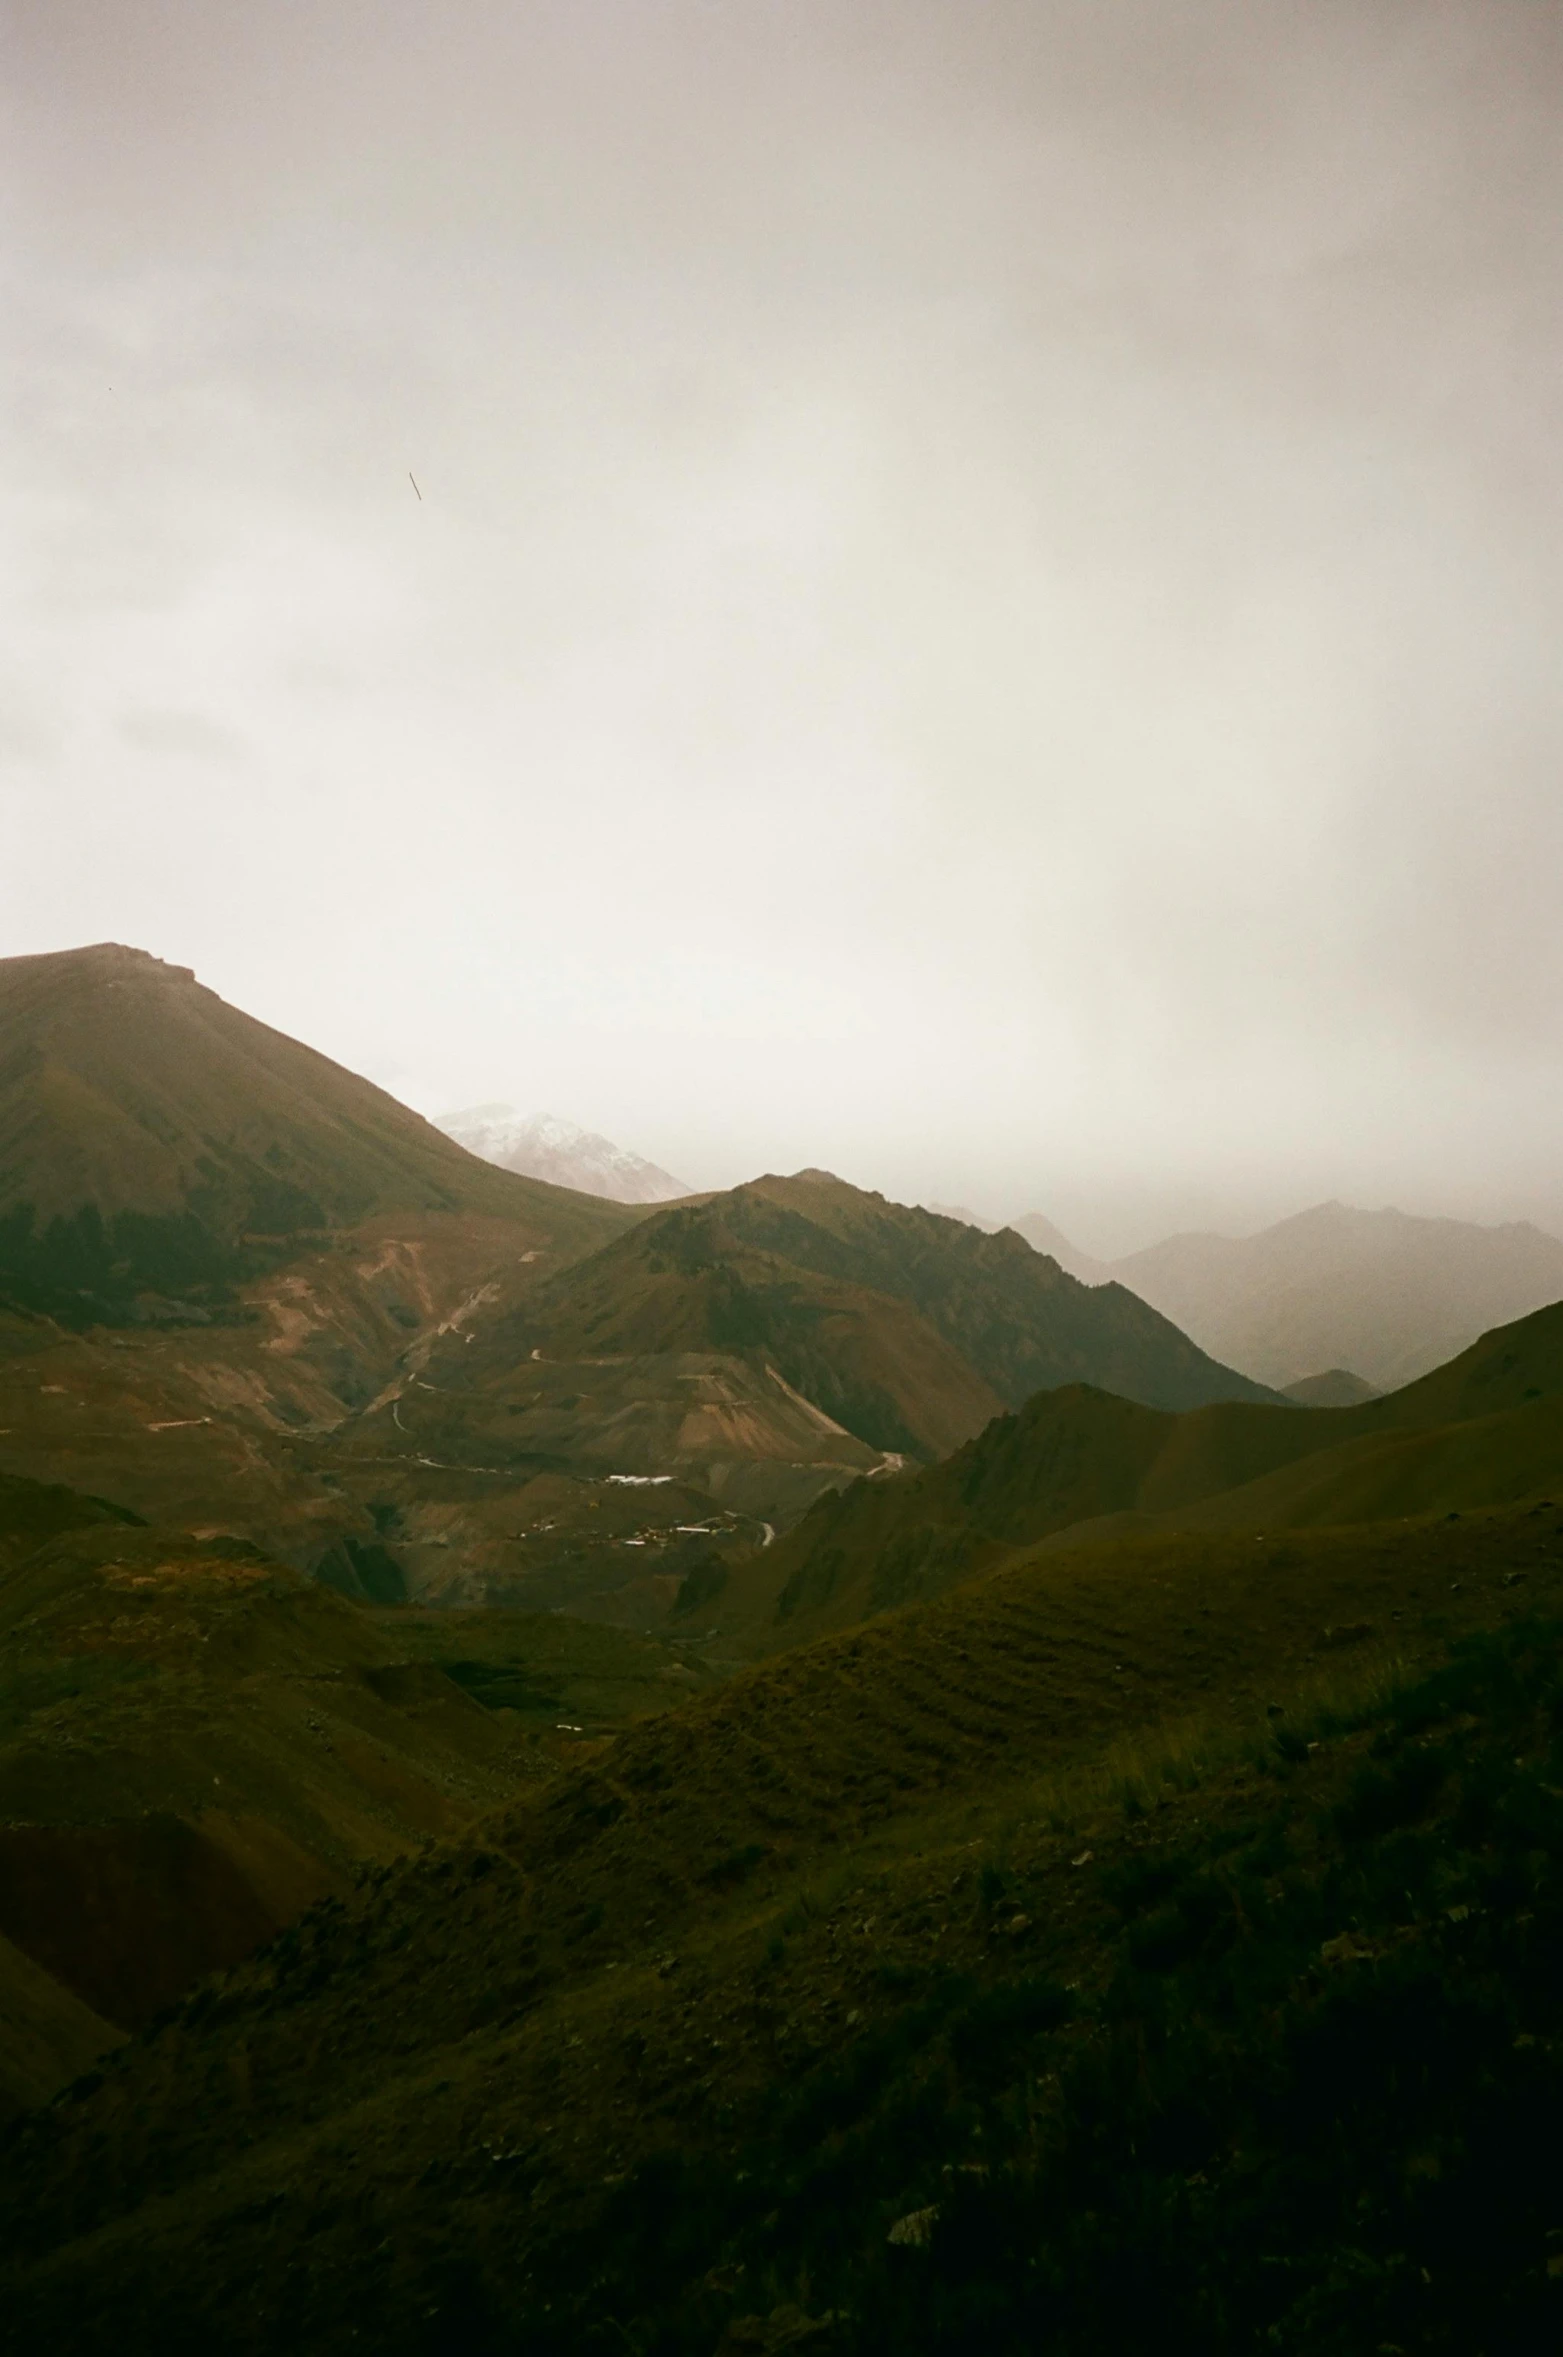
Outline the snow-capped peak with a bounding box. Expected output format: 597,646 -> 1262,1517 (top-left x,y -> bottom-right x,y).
435,1106 -> 692,1206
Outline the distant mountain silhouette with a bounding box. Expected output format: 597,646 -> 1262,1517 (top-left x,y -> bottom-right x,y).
1002,1196 -> 1563,1391
435,1106 -> 691,1205
1009,1210 -> 1113,1285
1109,1201 -> 1563,1390
1282,1368 -> 1381,1408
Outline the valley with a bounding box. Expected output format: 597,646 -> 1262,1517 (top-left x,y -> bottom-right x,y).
1,944 -> 1561,2351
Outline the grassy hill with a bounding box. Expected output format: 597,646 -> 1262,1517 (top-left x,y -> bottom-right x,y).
259,1175 -> 1280,1620
2,1499 -> 1559,2351
0,1469 -> 715,2114
0,943 -> 632,1323
0,946 -> 661,1609
728,1300 -> 1563,1651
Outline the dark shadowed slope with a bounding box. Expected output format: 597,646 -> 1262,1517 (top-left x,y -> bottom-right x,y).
0,944 -> 633,1321
4,1504 -> 1562,2352
0,1466 -> 715,2110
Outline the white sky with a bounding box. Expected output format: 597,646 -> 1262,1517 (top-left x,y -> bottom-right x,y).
3,1 -> 1561,1254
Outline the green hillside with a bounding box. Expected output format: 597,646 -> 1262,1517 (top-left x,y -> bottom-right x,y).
0,943 -> 632,1321
0,969 -> 1286,1620
732,1300 -> 1563,1651
2,1501 -> 1559,2351
0,1470 -> 714,2111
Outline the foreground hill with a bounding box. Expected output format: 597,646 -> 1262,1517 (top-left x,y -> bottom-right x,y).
730,1298 -> 1563,1650
3,1501 -> 1559,2352
0,1469 -> 715,2114
0,944 -> 632,1322
1110,1198 -> 1563,1391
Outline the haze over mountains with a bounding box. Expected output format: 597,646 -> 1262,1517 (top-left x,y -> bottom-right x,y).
940,1198 -> 1563,1396
734,1297 -> 1563,1654
1110,1201 -> 1563,1392
435,1105 -> 691,1206
11,0 -> 1563,2336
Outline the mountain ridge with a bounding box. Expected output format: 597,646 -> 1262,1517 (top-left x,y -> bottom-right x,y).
434,1169 -> 1282,1459
1002,1194 -> 1563,1388
724,1294 -> 1563,1650
1111,1198 -> 1563,1388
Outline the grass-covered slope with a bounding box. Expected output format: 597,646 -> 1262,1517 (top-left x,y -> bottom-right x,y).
2,1504 -> 1560,2351
0,943 -> 632,1320
0,1930 -> 124,2121
0,1469 -> 715,2108
733,1300 -> 1563,1650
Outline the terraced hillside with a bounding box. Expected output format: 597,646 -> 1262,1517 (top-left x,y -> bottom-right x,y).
3,1499 -> 1560,2351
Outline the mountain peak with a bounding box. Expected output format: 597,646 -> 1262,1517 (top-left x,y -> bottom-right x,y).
0,949 -> 624,1321
10,941 -> 198,992
436,1107 -> 691,1206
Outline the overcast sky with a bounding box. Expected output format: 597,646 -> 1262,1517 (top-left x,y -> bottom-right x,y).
3,1 -> 1560,1253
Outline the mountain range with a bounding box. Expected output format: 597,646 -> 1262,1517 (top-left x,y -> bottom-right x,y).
943,1197 -> 1563,1394
4,943 -> 1563,2346
0,947 -> 1269,1628
1108,1199 -> 1563,1390
435,1104 -> 691,1204
329,1170 -> 1281,1614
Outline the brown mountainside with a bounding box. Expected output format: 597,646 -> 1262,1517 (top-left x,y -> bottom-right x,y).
433,1172 -> 1277,1463
0,943 -> 632,1322
0,951 -> 1272,1629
